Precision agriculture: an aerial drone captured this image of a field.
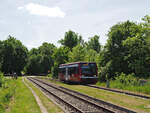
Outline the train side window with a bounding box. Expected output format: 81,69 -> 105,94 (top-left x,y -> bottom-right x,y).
68,67 -> 73,75
62,68 -> 65,74
68,68 -> 71,75
71,67 -> 78,74
67,67 -> 79,74
59,68 -> 61,73
75,67 -> 79,74
72,67 -> 75,74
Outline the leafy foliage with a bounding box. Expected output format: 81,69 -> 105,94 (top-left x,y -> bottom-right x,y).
0,78 -> 16,113
58,30 -> 84,50
86,35 -> 101,53
84,49 -> 97,62
0,72 -> 4,87
114,73 -> 139,86
25,42 -> 55,75
0,36 -> 28,75
100,18 -> 150,79
0,41 -> 3,70
69,44 -> 85,62
108,73 -> 150,94
51,47 -> 70,78
53,47 -> 70,65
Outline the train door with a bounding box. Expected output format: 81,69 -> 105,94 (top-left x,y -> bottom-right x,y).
65,68 -> 69,81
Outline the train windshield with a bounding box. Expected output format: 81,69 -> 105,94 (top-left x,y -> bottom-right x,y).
81,63 -> 97,75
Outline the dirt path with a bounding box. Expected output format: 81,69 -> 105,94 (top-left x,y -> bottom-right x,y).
23,78 -> 48,113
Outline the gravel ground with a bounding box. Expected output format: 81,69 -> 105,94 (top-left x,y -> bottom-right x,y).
29,78 -> 114,113
36,78 -> 137,113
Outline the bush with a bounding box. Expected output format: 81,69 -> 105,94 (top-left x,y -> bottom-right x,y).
108,73 -> 150,94
47,73 -> 53,78
0,79 -> 16,112
99,61 -> 112,82
0,72 -> 4,87
51,65 -> 59,79
114,73 -> 140,86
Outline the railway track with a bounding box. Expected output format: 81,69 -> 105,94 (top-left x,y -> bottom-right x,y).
27,77 -> 136,113
85,85 -> 150,100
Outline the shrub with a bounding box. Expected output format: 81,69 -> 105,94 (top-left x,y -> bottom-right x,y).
114,73 -> 139,86
108,73 -> 150,94
0,72 -> 4,87
2,87 -> 15,103
99,61 -> 113,82
51,65 -> 59,79
47,73 -> 53,78
0,79 -> 16,112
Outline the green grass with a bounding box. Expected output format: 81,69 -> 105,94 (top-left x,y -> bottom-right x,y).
96,81 -> 106,87
0,78 -> 16,113
96,81 -> 150,95
5,77 -> 41,113
24,77 -> 63,113
40,77 -> 150,113
96,73 -> 150,95
110,81 -> 150,94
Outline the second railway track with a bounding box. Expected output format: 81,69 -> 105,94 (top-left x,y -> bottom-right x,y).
27,77 -> 136,113
85,84 -> 150,100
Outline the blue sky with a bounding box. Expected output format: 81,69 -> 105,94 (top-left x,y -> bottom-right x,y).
0,0 -> 150,49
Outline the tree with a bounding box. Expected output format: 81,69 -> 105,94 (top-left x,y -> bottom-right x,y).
86,35 -> 101,53
53,47 -> 69,65
25,42 -> 56,75
84,49 -> 98,62
39,42 -> 56,71
26,54 -> 43,75
1,36 -> 28,75
69,44 -> 85,62
29,48 -> 39,56
100,21 -> 141,78
50,47 -> 70,78
100,16 -> 150,79
0,40 -> 3,70
58,30 -> 84,50
122,36 -> 150,77
38,42 -> 55,56
122,15 -> 150,77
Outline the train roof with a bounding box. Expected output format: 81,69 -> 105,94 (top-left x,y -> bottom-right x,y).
59,62 -> 96,67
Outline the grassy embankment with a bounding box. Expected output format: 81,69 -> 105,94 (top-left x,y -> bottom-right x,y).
24,77 -> 63,113
0,77 -> 41,113
97,73 -> 150,95
97,81 -> 150,95
39,76 -> 150,113
0,77 -> 16,113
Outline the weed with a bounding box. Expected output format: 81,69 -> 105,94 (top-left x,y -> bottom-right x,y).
0,72 -> 4,87
99,73 -> 150,94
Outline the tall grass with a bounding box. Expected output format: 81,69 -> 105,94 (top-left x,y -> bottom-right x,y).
0,72 -> 4,87
9,78 -> 41,113
98,73 -> 150,95
0,77 -> 41,113
0,77 -> 16,113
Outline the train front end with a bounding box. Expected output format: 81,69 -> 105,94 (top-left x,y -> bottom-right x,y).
79,62 -> 98,84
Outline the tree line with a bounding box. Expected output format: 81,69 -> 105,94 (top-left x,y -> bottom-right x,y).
0,15 -> 150,80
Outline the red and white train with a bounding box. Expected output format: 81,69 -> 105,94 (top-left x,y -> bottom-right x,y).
58,62 -> 98,84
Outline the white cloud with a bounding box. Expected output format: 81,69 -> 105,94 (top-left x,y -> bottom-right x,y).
23,3 -> 65,18
17,6 -> 24,10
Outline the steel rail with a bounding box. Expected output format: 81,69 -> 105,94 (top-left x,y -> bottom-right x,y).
29,77 -> 115,113
33,77 -> 137,113
28,77 -> 84,113
85,84 -> 150,100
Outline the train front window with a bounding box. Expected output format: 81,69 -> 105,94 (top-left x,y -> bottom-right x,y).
81,63 -> 96,75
